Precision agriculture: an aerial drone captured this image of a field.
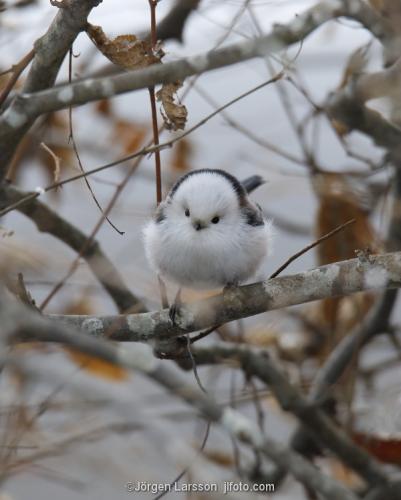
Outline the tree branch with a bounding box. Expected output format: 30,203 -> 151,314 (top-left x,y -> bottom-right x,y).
0,184 -> 145,313
51,251 -> 401,341
0,0 -> 353,182
0,0 -> 103,179
190,341 -> 388,486
0,292 -> 361,500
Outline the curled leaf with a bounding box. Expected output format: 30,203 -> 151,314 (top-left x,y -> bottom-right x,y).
86,24 -> 163,70
156,81 -> 187,131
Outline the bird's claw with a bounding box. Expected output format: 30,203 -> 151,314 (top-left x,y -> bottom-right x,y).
169,302 -> 180,325
223,281 -> 239,293
169,288 -> 183,326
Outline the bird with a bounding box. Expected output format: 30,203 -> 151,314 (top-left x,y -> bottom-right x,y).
143,168 -> 272,317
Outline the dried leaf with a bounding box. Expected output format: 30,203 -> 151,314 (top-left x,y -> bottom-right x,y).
87,24 -> 163,70
353,432 -> 401,465
96,98 -> 113,117
61,296 -> 128,381
331,118 -> 349,138
369,0 -> 385,10
44,111 -> 69,131
171,138 -> 193,172
66,349 -> 128,382
112,119 -> 147,154
202,449 -> 234,468
325,457 -> 363,488
244,326 -> 277,347
156,81 -> 187,131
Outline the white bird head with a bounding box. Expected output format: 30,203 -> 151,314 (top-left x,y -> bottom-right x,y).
164,169 -> 247,236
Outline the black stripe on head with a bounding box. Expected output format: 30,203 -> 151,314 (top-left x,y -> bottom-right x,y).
168,169 -> 247,204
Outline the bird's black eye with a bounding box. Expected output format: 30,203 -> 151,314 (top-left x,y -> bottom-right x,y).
211,216 -> 220,224
185,208 -> 190,217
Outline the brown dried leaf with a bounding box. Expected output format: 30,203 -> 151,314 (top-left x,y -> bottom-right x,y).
244,327 -> 277,347
43,111 -> 69,131
202,449 -> 234,468
112,119 -> 147,154
325,457 -> 363,488
353,431 -> 401,465
331,118 -> 349,137
96,98 -> 113,117
171,138 -> 193,172
66,349 -> 129,382
156,81 -> 187,131
87,24 -> 163,70
62,295 -> 128,381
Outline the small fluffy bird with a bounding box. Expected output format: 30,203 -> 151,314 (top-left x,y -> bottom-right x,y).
143,169 -> 272,297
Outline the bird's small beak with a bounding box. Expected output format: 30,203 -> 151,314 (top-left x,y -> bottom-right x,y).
193,220 -> 204,231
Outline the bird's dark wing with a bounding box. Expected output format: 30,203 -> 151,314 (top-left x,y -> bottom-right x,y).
154,202 -> 167,223
241,202 -> 265,226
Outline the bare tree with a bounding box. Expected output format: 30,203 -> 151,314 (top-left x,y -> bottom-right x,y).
1,1 -> 401,499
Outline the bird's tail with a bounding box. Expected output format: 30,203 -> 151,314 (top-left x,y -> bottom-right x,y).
241,175 -> 265,194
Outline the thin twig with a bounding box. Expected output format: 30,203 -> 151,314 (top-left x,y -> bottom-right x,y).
152,421 -> 211,500
185,334 -> 207,393
190,325 -> 220,344
148,0 -> 162,204
67,49 -> 124,235
0,48 -> 34,108
269,218 -> 356,279
0,77 -> 282,218
39,142 -> 61,184
39,158 -> 141,311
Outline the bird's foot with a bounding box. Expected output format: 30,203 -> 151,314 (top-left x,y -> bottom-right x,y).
223,281 -> 239,293
169,302 -> 180,324
169,288 -> 183,326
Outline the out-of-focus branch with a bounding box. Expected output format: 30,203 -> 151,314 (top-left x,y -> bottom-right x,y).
52,252 -> 401,341
0,0 -> 103,179
354,58 -> 401,102
289,174 -> 401,459
327,90 -> 401,162
0,184 -> 145,313
190,341 -> 388,486
0,49 -> 34,109
0,0 -> 389,179
0,0 -> 357,181
144,0 -> 201,42
0,293 -> 362,500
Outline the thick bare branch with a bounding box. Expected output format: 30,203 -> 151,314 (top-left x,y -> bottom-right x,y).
52,252 -> 401,341
0,294 -> 361,500
190,342 -> 388,486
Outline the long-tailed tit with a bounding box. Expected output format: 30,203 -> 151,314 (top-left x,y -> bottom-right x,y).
143,169 -> 272,310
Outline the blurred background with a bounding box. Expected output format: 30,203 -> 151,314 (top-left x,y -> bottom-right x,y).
0,0 -> 400,498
